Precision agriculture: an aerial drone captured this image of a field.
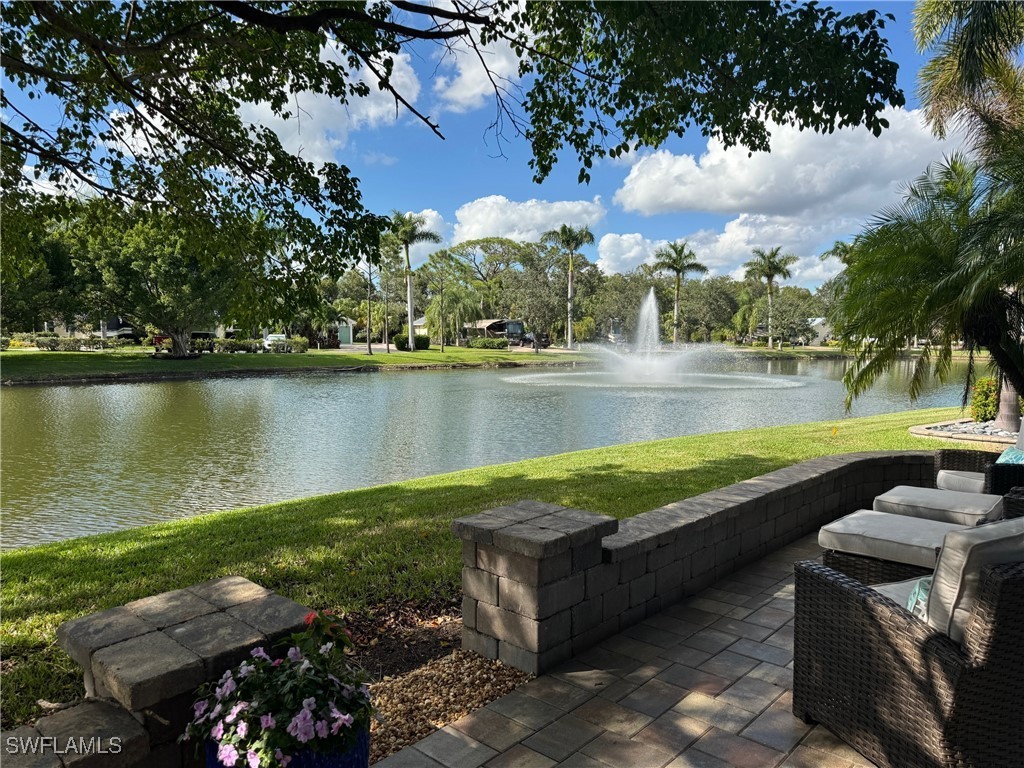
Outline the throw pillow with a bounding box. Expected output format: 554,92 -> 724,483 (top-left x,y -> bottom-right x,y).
995,447 -> 1024,465
906,577 -> 932,620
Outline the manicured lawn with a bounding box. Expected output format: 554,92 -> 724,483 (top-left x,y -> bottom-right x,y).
0,406 -> 971,727
0,347 -> 589,384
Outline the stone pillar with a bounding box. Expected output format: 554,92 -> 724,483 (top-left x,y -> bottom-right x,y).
453,501 -> 617,675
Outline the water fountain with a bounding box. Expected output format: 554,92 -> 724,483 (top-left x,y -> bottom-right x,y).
509,288 -> 801,390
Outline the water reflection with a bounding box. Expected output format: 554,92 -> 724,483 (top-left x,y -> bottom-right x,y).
1,358 -> 968,548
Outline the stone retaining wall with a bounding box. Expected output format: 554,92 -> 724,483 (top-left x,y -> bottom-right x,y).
453,451 -> 934,674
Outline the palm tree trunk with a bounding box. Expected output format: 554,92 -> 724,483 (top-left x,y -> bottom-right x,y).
366,268 -> 373,356
994,379 -> 1021,433
384,294 -> 390,353
767,279 -> 774,348
566,255 -> 574,349
673,274 -> 680,346
404,245 -> 414,352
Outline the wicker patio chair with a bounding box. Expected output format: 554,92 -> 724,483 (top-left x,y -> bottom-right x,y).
820,549 -> 934,584
793,559 -> 1024,768
935,449 -> 1024,496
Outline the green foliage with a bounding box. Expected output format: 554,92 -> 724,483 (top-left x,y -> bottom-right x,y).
34,336 -> 59,351
970,377 -> 1024,422
214,338 -> 261,354
467,337 -> 509,350
289,336 -> 309,354
573,316 -> 597,343
393,334 -> 430,351
0,337 -> 9,351
971,377 -> 1000,422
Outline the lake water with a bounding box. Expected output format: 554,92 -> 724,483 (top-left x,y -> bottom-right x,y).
0,354 -> 967,549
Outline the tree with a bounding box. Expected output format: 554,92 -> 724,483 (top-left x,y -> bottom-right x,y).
71,202 -> 258,357
680,276 -> 739,343
423,251 -> 480,351
752,286 -> 816,345
389,211 -> 441,351
832,154 -> 1024,407
2,2 -> 905,320
540,224 -> 595,348
652,241 -> 708,345
914,1 -> 1024,140
377,234 -> 404,353
447,238 -> 529,316
743,247 -> 798,348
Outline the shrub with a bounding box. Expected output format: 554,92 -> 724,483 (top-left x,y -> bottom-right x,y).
289,336 -> 309,353
12,332 -> 36,343
0,337 -> 9,350
750,340 -> 768,348
467,337 -> 509,350
269,339 -> 289,354
971,377 -> 1024,422
35,331 -> 59,338
56,337 -> 84,351
35,336 -> 59,351
394,334 -> 430,351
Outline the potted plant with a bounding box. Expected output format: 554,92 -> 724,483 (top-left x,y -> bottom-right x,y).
183,611 -> 374,767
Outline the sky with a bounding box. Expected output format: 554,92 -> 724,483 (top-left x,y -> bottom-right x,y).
12,2 -> 966,290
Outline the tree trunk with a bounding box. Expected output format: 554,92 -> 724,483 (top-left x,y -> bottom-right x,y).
384,294 -> 390,353
994,378 -> 1022,433
366,269 -> 373,356
566,255 -> 574,349
673,274 -> 680,346
767,279 -> 774,348
405,245 -> 415,352
168,330 -> 190,357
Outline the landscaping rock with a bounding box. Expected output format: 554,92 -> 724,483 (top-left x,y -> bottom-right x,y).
1,725 -> 61,768
57,607 -> 155,668
184,576 -> 271,608
164,612 -> 265,677
124,589 -> 218,629
225,593 -> 309,641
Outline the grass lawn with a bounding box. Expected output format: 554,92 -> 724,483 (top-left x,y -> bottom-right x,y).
0,347 -> 590,384
0,406 -> 972,727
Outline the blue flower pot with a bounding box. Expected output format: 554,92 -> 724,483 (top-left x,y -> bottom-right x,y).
205,729 -> 369,767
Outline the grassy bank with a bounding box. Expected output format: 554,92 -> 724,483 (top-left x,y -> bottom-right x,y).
0,347 -> 589,385
0,408 -> 970,726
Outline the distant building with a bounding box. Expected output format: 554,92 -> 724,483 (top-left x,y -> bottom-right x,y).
808,318 -> 831,346
463,319 -> 525,342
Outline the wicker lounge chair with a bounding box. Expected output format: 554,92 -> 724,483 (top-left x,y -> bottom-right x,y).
821,487 -> 1024,585
935,448 -> 1024,496
793,559 -> 1024,768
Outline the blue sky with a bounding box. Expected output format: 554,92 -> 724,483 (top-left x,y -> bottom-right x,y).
13,2 -> 965,289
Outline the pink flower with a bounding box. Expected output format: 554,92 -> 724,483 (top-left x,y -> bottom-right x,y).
328,703 -> 354,735
211,720 -> 224,740
246,750 -> 260,768
226,702 -> 248,723
193,700 -> 209,720
272,658 -> 283,667
251,647 -> 270,661
215,677 -> 237,700
302,697 -> 317,711
315,719 -> 329,739
237,661 -> 255,678
216,742 -> 238,766
260,714 -> 276,730
287,709 -> 315,743
287,646 -> 303,663
319,641 -> 334,655
236,721 -> 248,739
275,748 -> 292,766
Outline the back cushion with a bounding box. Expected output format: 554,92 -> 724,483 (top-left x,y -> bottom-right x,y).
927,517 -> 1024,643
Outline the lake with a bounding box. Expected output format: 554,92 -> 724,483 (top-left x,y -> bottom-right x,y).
0,353 -> 967,549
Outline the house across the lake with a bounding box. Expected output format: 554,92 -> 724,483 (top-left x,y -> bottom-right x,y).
463,319 -> 526,343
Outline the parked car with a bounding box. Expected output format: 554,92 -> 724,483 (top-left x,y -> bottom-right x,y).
263,333 -> 287,350
522,332 -> 551,348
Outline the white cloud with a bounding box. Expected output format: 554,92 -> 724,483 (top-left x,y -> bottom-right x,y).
596,233 -> 670,274
452,195 -> 606,243
611,108 -> 968,287
433,38 -> 521,114
238,50 -> 420,168
614,108 -> 962,219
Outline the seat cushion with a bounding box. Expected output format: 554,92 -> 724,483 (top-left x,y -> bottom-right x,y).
935,469 -> 986,494
995,446 -> 1024,464
927,516 -> 1024,643
874,485 -> 1003,526
819,510 -> 964,569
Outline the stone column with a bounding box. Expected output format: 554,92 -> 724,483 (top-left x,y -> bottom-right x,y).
453,501 -> 617,675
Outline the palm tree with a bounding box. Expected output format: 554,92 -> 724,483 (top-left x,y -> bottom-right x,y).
389,211 -> 441,350
833,154 -> 1024,409
540,224 -> 595,348
914,1 -> 1024,140
652,241 -> 707,345
743,246 -> 798,348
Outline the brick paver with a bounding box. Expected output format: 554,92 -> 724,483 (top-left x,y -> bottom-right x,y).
380,535 -> 870,767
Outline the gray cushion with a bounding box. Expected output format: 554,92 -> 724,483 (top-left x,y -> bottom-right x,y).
927,517 -> 1024,643
935,470 -> 986,495
819,510 -> 965,569
874,485 -> 1003,526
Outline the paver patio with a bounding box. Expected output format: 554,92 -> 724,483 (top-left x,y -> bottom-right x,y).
376,534 -> 875,768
